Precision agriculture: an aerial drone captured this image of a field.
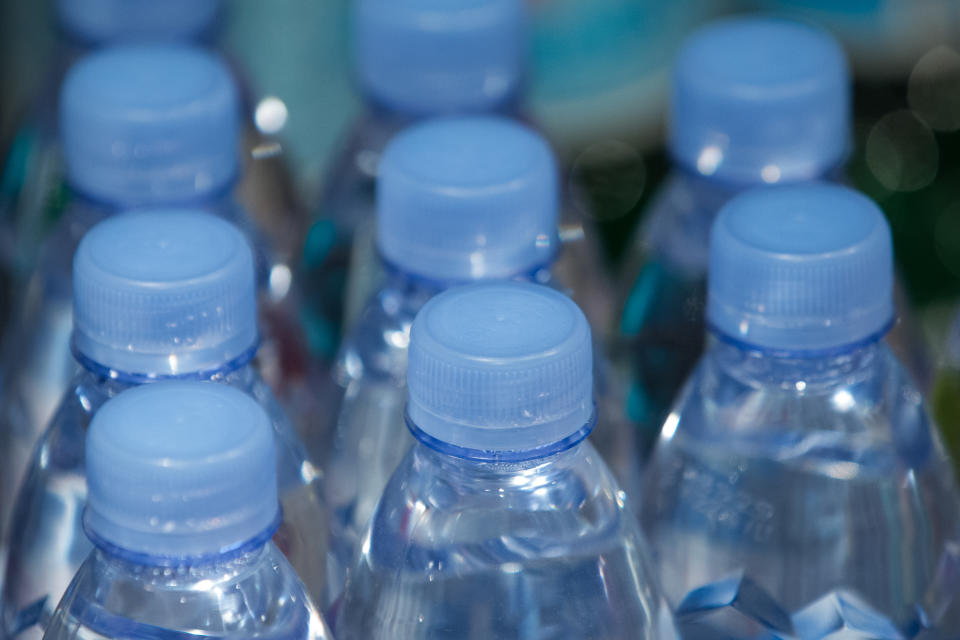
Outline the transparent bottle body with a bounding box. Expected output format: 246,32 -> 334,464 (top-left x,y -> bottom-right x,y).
336,439 -> 665,639
640,338 -> 960,638
43,543 -> 333,640
2,363 -> 327,640
302,107 -> 409,366
320,271 -> 433,605
0,39 -> 87,306
616,168 -> 931,458
321,266 -> 639,605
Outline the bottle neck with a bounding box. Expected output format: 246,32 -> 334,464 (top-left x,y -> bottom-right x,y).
412,438 -> 590,486
708,334 -> 887,392
363,87 -> 524,124
672,160 -> 846,215
83,506 -> 281,573
338,260 -> 555,385
672,154 -> 847,196
380,258 -> 555,303
85,544 -> 269,594
67,177 -> 238,214
78,348 -> 258,388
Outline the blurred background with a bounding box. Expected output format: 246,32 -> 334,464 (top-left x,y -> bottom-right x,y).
2,0 -> 960,347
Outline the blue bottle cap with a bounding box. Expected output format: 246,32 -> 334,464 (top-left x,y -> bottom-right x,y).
708,184 -> 894,353
377,116 -> 557,283
671,17 -> 850,185
56,0 -> 222,44
85,382 -> 278,560
407,282 -> 593,458
353,0 -> 525,115
60,45 -> 238,207
73,210 -> 258,378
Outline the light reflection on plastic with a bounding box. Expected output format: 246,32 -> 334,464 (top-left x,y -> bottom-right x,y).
269,264 -> 292,302
761,165 -> 782,184
661,412 -> 680,440
696,146 -> 723,175
832,389 -> 855,411
254,96 -> 288,135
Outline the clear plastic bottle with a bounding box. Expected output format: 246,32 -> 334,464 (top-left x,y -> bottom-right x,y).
0,0 -> 224,297
0,44 -> 308,533
42,381 -> 333,640
301,0 -> 526,363
321,116 -> 638,605
640,184 -> 960,639
336,282 -> 667,639
2,211 -> 327,640
616,17 -> 853,458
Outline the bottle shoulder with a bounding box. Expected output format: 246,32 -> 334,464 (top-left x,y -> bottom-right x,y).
635,170 -> 738,277
338,442 -> 664,639
46,544 -> 333,640
32,373 -> 120,468
317,111 -> 405,221
366,442 -> 644,568
337,282 -> 428,384
664,342 -> 942,472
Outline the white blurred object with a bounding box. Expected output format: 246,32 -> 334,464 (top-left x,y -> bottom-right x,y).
752,0 -> 960,80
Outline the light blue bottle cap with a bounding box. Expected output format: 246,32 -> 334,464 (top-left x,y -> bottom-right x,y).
73,210 -> 258,377
60,45 -> 238,207
708,184 -> 894,353
57,0 -> 222,44
671,17 -> 850,185
85,382 -> 278,560
407,282 -> 593,458
353,0 -> 525,115
377,116 -> 558,282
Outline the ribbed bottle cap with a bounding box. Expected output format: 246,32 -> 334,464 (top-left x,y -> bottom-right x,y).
377,116 -> 558,282
57,0 -> 222,44
85,382 -> 278,560
353,0 -> 525,115
671,17 -> 850,185
407,282 -> 593,458
708,184 -> 894,352
73,209 -> 258,377
60,45 -> 238,207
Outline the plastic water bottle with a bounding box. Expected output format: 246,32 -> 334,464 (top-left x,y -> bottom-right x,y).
0,44 -> 307,524
336,281 -> 667,639
616,17 -> 852,457
2,210 -> 326,640
0,0 -> 223,300
640,184 -> 960,639
301,0 -> 525,363
42,381 -> 333,640
322,116 -> 638,604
